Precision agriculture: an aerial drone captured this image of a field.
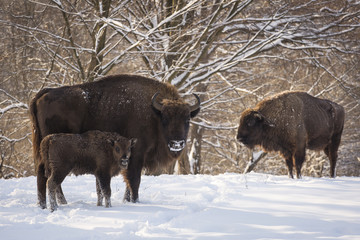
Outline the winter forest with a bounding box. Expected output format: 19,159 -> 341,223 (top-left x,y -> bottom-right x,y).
1,0 -> 359,179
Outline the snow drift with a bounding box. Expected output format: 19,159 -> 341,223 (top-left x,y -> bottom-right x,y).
1,173 -> 359,239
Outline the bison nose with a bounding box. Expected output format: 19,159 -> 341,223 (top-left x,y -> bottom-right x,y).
168,140 -> 186,152
121,155 -> 129,166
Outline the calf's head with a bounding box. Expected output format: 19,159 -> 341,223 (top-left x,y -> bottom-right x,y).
110,137 -> 137,169
236,109 -> 274,149
152,93 -> 200,158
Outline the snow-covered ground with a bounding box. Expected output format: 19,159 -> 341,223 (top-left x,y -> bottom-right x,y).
1,173 -> 359,239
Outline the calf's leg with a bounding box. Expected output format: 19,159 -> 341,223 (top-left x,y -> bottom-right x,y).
47,171 -> 67,212
37,163 -> 47,209
97,174 -> 112,208
47,175 -> 58,212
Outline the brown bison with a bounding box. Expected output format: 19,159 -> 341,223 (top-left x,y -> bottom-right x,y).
236,91 -> 344,178
30,74 -> 200,204
40,130 -> 136,211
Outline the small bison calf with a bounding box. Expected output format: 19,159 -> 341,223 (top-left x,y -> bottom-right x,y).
39,130 -> 137,211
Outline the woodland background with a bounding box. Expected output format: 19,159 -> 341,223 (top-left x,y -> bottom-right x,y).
0,0 -> 359,179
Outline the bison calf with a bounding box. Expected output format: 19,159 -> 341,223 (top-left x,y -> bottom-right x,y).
237,91 -> 344,178
39,130 -> 137,211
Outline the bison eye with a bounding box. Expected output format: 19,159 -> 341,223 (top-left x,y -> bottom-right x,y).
247,119 -> 256,127
161,117 -> 169,127
115,146 -> 120,153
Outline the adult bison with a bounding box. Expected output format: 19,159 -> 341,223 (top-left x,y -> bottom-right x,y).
30,74 -> 200,204
236,91 -> 344,178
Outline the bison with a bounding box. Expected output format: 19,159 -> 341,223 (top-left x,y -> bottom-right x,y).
39,130 -> 136,211
236,91 -> 345,178
30,74 -> 200,204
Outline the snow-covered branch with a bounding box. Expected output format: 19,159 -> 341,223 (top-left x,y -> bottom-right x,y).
0,90 -> 28,116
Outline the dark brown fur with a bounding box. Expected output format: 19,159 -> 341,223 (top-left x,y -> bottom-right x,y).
39,130 -> 136,211
30,74 -> 200,204
237,91 -> 345,178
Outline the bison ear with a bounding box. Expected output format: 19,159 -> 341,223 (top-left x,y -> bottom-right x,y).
254,111 -> 275,127
107,139 -> 115,146
130,138 -> 137,147
253,112 -> 263,121
151,92 -> 162,116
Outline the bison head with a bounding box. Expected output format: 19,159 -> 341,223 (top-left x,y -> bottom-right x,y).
152,92 -> 200,158
236,109 -> 274,149
110,137 -> 137,169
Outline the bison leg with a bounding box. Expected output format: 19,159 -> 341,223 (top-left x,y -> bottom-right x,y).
283,153 -> 294,179
324,133 -> 342,178
47,171 -> 67,212
97,174 -> 112,208
37,163 -> 47,209
96,178 -> 104,206
123,181 -> 140,203
47,176 -> 59,212
326,147 -> 338,178
55,186 -> 67,205
294,148 -> 306,179
123,168 -> 141,203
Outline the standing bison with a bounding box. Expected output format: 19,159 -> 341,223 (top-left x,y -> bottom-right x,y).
30,74 -> 200,204
40,130 -> 136,211
236,91 -> 344,178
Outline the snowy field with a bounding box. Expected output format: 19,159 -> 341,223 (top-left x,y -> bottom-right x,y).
1,173 -> 360,240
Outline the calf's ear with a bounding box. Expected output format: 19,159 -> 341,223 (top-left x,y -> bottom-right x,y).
107,139 -> 115,146
131,138 -> 137,147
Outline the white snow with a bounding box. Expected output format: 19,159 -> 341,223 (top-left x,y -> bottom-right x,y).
1,173 -> 360,239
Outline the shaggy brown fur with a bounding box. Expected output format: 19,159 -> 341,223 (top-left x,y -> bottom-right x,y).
30,74 -> 200,204
39,130 -> 136,211
237,91 -> 345,178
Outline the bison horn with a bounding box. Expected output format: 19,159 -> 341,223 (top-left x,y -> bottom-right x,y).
190,93 -> 201,116
151,92 -> 163,112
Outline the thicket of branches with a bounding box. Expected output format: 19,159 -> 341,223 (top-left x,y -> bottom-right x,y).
1,0 -> 359,178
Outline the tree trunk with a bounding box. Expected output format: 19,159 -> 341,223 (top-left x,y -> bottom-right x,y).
189,124 -> 204,174
86,0 -> 111,82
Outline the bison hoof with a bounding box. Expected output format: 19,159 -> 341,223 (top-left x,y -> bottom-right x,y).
56,196 -> 67,205
50,205 -> 58,212
38,201 -> 47,209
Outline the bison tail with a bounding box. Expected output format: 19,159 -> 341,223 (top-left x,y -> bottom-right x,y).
331,102 -> 345,135
29,88 -> 50,173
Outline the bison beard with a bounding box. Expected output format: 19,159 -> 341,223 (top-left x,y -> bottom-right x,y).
30,74 -> 200,205
236,91 -> 344,178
